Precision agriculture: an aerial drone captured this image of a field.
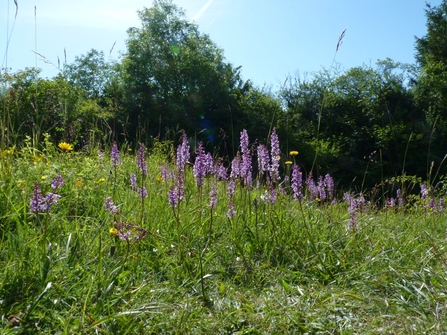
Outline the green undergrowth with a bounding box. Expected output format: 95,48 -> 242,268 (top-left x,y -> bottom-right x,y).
1,142 -> 447,334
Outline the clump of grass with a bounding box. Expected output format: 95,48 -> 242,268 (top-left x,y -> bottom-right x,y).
0,130 -> 447,334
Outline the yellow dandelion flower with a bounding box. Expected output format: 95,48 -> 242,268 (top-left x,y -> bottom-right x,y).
290,151 -> 299,156
41,176 -> 47,181
109,228 -> 119,236
285,161 -> 293,165
58,142 -> 74,151
156,175 -> 165,183
96,178 -> 106,184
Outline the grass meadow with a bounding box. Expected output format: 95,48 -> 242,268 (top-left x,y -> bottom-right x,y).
1,129 -> 447,334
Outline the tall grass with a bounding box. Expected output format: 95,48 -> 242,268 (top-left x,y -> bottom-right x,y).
0,129 -> 446,333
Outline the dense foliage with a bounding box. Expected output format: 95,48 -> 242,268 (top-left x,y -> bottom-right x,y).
2,0 -> 447,190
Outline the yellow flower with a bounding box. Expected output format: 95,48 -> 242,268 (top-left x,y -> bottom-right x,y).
156,175 -> 165,183
41,175 -> 47,181
109,228 -> 119,236
33,154 -> 44,162
58,142 -> 74,151
96,178 -> 106,184
285,161 -> 293,165
290,151 -> 299,156
74,178 -> 85,188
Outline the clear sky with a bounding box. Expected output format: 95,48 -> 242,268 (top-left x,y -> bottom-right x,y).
0,0 -> 442,90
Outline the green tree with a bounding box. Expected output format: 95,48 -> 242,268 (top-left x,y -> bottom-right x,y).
413,0 -> 447,178
281,62 -> 424,188
121,0 -> 248,145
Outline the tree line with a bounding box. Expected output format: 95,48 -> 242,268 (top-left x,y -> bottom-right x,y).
1,0 -> 447,190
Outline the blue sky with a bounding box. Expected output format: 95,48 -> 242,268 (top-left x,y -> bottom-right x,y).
0,0 -> 441,90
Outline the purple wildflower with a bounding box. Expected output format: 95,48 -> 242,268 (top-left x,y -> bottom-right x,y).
138,187 -> 147,199
136,143 -> 148,176
51,173 -> 64,190
428,198 -> 437,211
324,174 -> 335,200
130,173 -> 137,191
269,128 -> 280,182
111,142 -> 120,167
230,153 -> 241,180
168,186 -> 179,209
318,176 -> 326,202
176,131 -> 190,172
209,180 -> 218,209
160,164 -> 169,183
104,197 -> 119,214
30,182 -> 45,213
306,172 -> 318,200
240,130 -> 252,187
257,144 -> 270,179
291,164 -> 303,200
212,158 -> 228,180
193,142 -> 212,187
227,179 -> 236,218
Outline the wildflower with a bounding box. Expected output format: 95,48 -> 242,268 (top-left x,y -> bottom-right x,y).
58,142 -> 74,151
209,180 -> 218,209
30,182 -> 61,213
324,174 -> 335,201
290,151 -> 299,156
51,173 -> 64,190
113,221 -> 147,242
136,143 -> 148,176
230,153 -> 241,180
30,182 -> 45,214
257,144 -> 270,178
33,154 -> 44,162
130,173 -> 137,191
193,142 -> 213,187
285,161 -> 293,165
96,178 -> 106,184
306,172 -> 318,200
41,176 -> 47,181
44,192 -> 61,209
74,178 -> 84,188
111,141 -> 120,167
176,131 -> 190,172
104,197 -> 119,214
240,129 -> 252,187
212,158 -> 228,180
110,227 -> 119,236
227,179 -> 236,218
317,176 -> 326,202
291,164 -> 303,200
428,198 -> 437,211
138,187 -> 147,199
160,164 -> 169,183
168,186 -> 179,209
269,128 -> 280,182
